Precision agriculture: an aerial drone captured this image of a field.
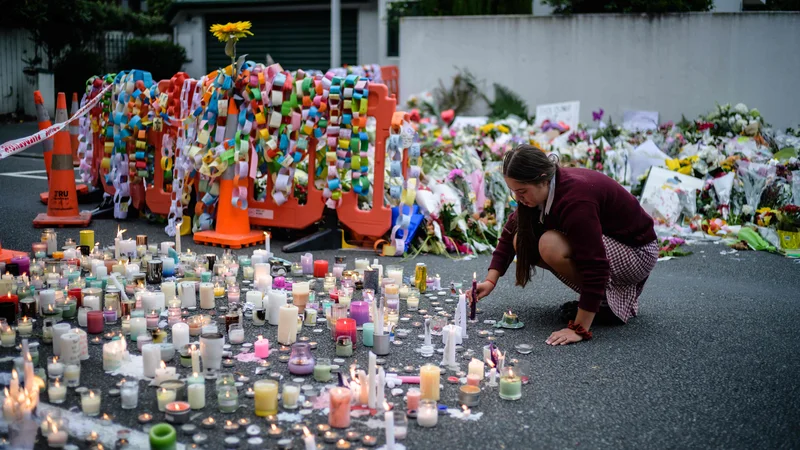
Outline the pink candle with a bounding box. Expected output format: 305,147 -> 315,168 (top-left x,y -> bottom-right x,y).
328,387 -> 351,429
406,388 -> 421,411
466,374 -> 481,387
254,336 -> 270,358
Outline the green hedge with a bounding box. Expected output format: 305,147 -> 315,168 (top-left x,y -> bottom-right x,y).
118,38 -> 189,81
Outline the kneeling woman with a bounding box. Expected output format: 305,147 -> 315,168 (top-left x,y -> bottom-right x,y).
473,145 -> 658,345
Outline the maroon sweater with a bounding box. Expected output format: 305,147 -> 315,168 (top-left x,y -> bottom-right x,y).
489,167 -> 656,312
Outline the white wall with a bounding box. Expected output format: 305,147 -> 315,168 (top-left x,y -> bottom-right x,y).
0,29 -> 39,116
358,5 -> 379,64
399,13 -> 800,130
173,12 -> 206,78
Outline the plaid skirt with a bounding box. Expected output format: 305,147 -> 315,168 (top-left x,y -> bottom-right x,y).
553,236 -> 659,323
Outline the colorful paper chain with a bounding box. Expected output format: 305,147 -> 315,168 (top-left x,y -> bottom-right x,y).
386,119 -> 419,255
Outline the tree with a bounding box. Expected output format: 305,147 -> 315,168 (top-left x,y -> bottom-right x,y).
542,0 -> 714,14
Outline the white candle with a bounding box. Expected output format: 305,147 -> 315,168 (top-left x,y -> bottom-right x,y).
488,367 -> 498,386
81,390 -> 101,416
52,323 -> 72,356
48,358 -> 64,378
179,281 -> 196,308
384,403 -> 395,450
255,276 -> 271,293
191,345 -> 201,375
154,362 -> 177,386
188,382 -> 205,410
39,289 -> 56,310
47,425 -> 68,448
468,358 -> 485,379
303,427 -> 316,450
172,322 -> 189,351
282,384 -> 300,409
199,282 -> 215,309
47,378 -> 67,403
276,304 -> 299,345
161,282 -> 176,303
129,317 -> 147,341
125,263 -> 140,281
368,352 -> 376,409
246,291 -> 263,309
267,290 -> 287,326
175,229 -> 181,254
254,263 -> 270,281
65,364 -> 81,386
160,242 -> 172,256
142,344 -> 161,378
376,367 -> 385,410
228,327 -> 244,345
264,232 -> 271,256
83,295 -> 100,312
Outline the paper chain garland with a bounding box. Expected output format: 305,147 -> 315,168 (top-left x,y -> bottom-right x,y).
387,120 -> 420,255
79,63 -> 377,233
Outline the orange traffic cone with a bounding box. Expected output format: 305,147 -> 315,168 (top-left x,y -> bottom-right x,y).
36,91 -> 89,204
0,241 -> 27,264
69,92 -> 80,166
33,93 -> 92,228
35,91 -> 54,204
193,98 -> 264,249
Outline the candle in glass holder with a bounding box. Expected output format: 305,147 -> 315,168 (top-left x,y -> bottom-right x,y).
87,311 -> 104,334
254,379 -> 278,416
81,389 -> 101,416
17,316 -> 33,337
157,387 -> 177,412
217,385 -> 238,413
282,383 -> 300,409
417,400 -> 438,427
227,286 -> 240,305
47,377 -> 67,403
292,282 -> 309,313
499,367 -> 522,401
187,379 -> 205,410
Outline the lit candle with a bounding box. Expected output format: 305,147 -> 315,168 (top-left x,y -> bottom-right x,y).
48,357 -> 64,378
188,380 -> 206,410
498,367 -> 522,401
277,304 -> 299,345
172,322 -> 189,352
358,370 -> 369,405
328,386 -> 351,429
470,272 -> 477,321
282,383 -> 300,409
0,324 -> 16,348
81,389 -> 101,416
157,387 -> 176,412
303,427 -> 316,450
254,336 -> 270,358
191,345 -> 201,375
254,379 -> 278,417
213,283 -> 225,298
154,361 -> 178,386
416,400 -> 438,427
468,358 -> 485,380
217,386 -> 238,413
264,232 -> 271,256
47,378 -> 67,404
47,423 -> 68,448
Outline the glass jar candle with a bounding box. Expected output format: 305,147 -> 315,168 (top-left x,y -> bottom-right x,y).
314,358 -> 332,382
416,400 -> 438,427
32,242 -> 47,259
253,379 -> 278,417
227,286 -> 240,305
120,381 -> 139,409
217,385 -> 239,413
228,323 -> 244,345
498,367 -> 522,401
287,343 -> 315,375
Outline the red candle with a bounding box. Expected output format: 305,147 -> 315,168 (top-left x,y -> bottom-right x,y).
0,291 -> 19,313
313,260 -> 329,278
334,318 -> 357,346
68,288 -> 83,308
87,310 -> 104,334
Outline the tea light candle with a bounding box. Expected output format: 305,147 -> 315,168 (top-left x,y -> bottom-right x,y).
201,417 -> 216,429
48,357 -> 64,378
18,316 -> 34,337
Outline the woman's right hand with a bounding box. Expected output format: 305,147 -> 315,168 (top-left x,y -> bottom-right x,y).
468,281 -> 495,302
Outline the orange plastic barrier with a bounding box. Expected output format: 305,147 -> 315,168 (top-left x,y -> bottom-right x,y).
337,83 -> 396,238
381,66 -> 399,98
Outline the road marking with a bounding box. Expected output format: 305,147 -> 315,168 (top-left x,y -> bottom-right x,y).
0,169 -> 81,182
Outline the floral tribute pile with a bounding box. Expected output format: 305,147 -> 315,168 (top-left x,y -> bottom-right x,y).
393,95 -> 800,257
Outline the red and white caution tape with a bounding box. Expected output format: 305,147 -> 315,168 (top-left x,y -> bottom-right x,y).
0,83 -> 113,160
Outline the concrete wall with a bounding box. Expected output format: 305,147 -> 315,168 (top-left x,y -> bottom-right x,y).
358,5 -> 380,65
173,13 -> 207,78
0,29 -> 39,116
399,13 -> 800,129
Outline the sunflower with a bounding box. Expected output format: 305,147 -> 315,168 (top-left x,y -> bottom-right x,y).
210,22 -> 254,42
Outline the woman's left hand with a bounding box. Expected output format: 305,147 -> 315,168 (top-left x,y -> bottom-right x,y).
546,328 -> 583,346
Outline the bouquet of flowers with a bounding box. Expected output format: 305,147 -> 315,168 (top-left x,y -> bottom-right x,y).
659,236 -> 692,258
777,204 -> 800,232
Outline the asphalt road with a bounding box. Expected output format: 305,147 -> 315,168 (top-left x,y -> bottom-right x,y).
1,123 -> 799,449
